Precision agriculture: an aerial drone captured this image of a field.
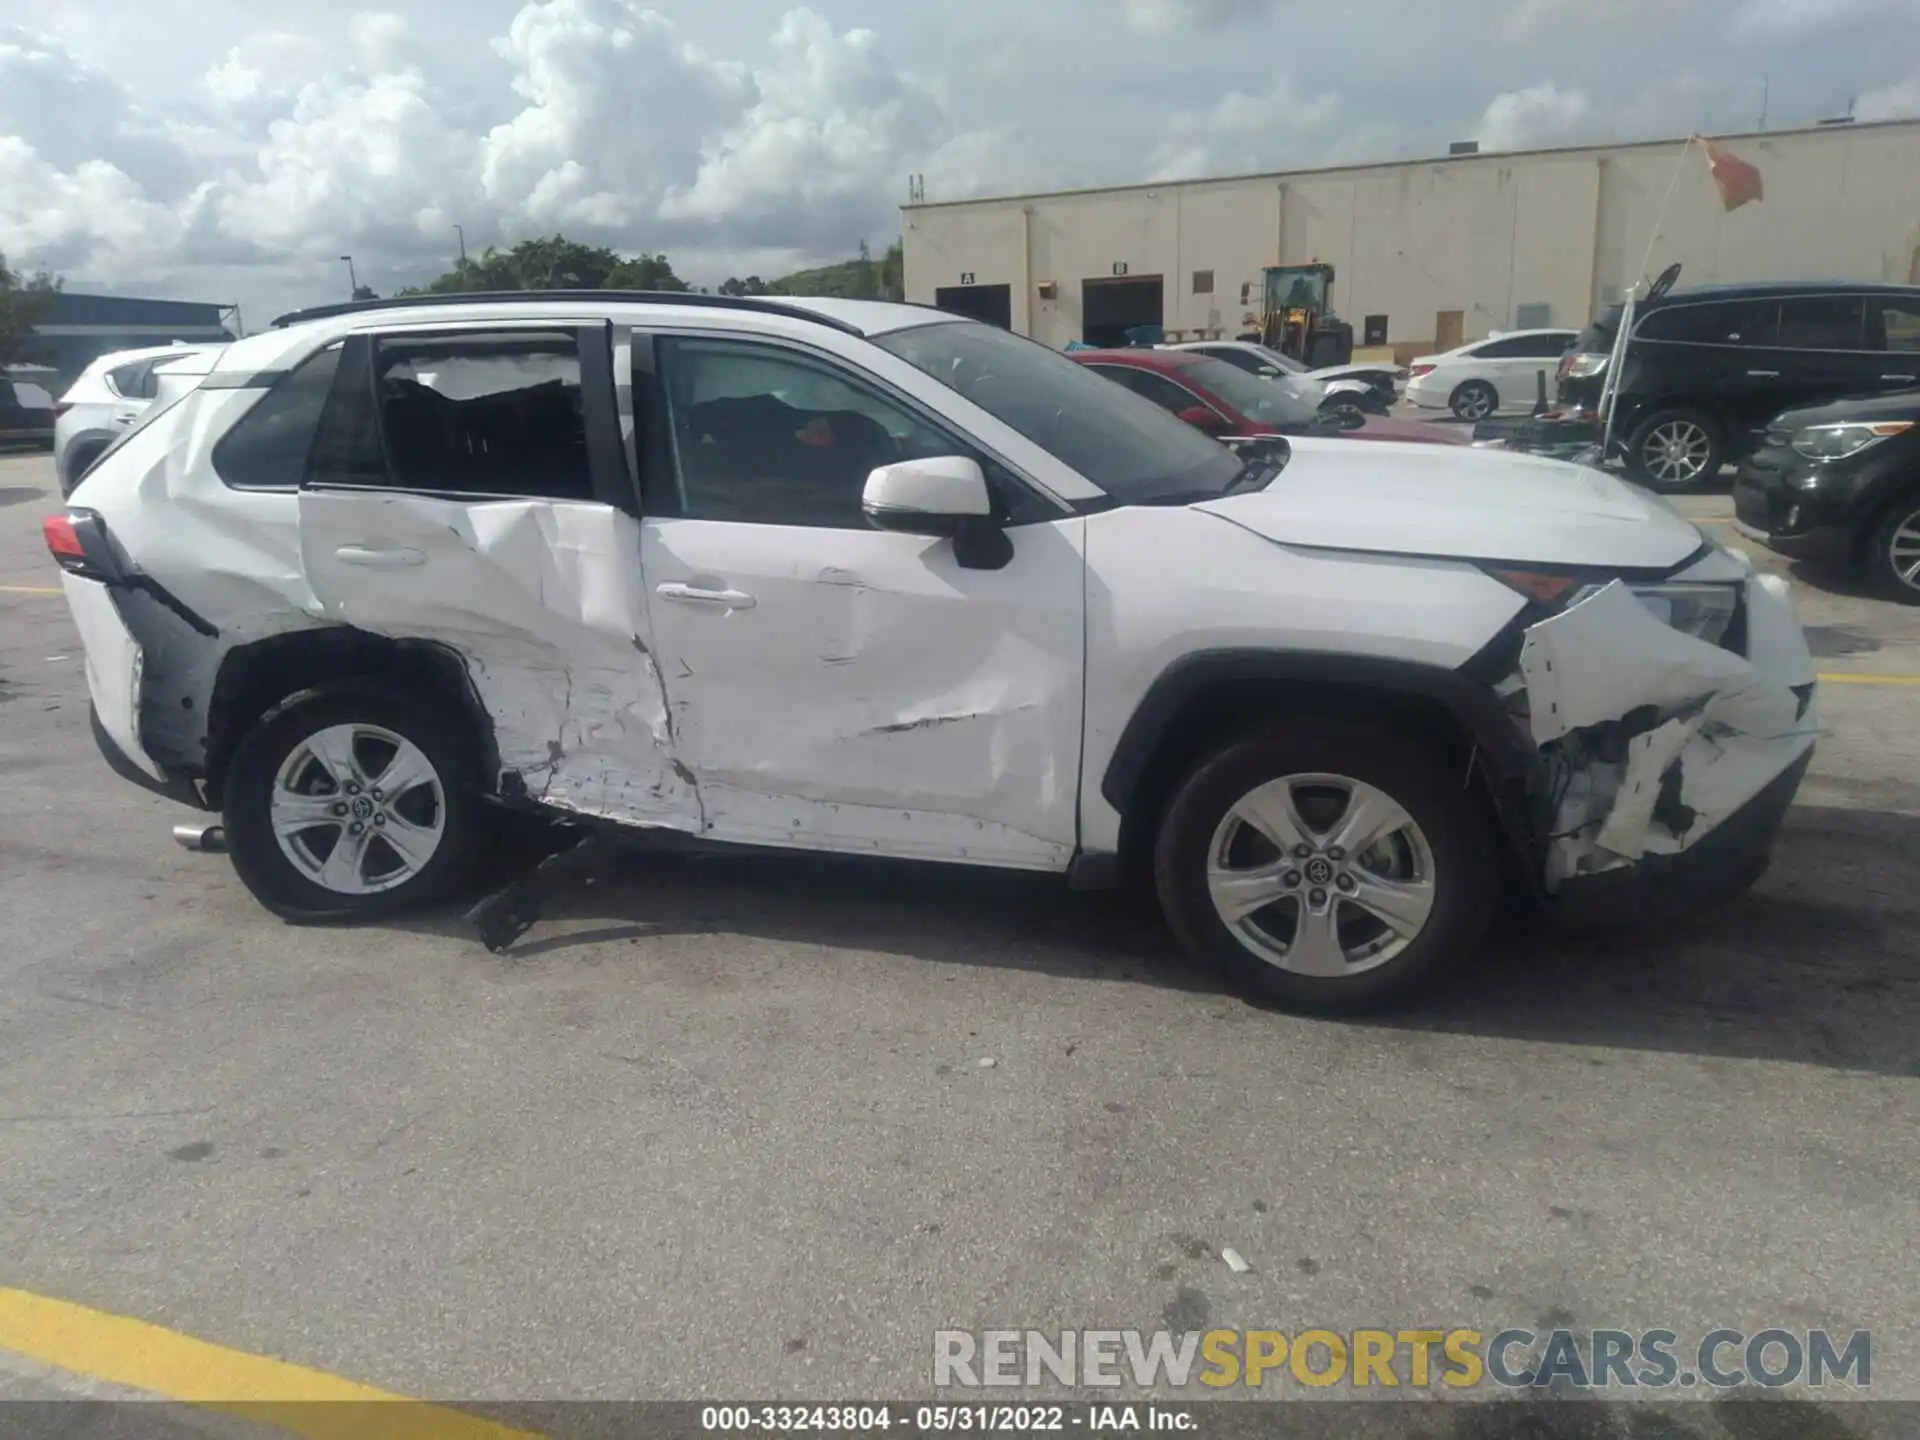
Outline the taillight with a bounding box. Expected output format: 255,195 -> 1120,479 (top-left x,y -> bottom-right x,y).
43,515 -> 85,565
1410,363 -> 1436,379
42,509 -> 122,582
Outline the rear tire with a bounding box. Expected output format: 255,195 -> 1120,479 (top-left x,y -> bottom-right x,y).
1626,408 -> 1722,491
1866,491 -> 1920,604
223,684 -> 484,922
1153,720 -> 1497,1014
1449,381 -> 1498,421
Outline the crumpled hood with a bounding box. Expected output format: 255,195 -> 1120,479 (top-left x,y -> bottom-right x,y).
1194,437 -> 1705,569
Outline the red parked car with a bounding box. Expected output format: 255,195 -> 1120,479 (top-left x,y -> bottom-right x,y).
1070,348 -> 1468,447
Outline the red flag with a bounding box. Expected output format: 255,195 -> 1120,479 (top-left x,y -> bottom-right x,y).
1700,137 -> 1764,211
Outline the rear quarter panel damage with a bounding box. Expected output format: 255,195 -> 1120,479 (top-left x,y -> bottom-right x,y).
296,492 -> 700,832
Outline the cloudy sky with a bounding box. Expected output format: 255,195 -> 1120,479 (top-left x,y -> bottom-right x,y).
3,0 -> 1917,325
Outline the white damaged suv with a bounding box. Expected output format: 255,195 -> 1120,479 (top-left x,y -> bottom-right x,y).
47,292 -> 1820,1011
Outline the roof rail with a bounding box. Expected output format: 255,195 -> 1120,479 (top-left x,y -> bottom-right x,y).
268,289 -> 866,334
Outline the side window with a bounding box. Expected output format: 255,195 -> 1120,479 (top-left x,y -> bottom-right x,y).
369,330 -> 593,500
1467,336 -> 1533,359
1524,333 -> 1574,358
212,344 -> 344,491
1098,366 -> 1202,415
107,359 -> 155,400
1873,299 -> 1920,353
656,337 -> 969,529
1777,296 -> 1867,351
1202,347 -> 1267,375
1637,300 -> 1779,347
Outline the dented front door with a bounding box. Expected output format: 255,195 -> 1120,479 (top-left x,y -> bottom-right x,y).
639,514 -> 1087,869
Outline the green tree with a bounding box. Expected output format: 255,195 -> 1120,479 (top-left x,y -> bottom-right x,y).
403,235 -> 690,294
0,253 -> 61,366
719,275 -> 771,297
351,285 -> 379,302
851,239 -> 880,300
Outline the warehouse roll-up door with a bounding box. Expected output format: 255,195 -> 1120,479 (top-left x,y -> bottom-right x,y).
1081,276 -> 1164,348
934,284 -> 1013,328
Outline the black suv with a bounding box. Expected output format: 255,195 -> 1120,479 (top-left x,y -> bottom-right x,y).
1556,281 -> 1920,490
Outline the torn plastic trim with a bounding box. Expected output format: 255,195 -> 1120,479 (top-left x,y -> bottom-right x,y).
1516,578 -> 1817,892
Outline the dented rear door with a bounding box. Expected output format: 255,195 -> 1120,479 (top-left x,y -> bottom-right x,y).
634,330 -> 1086,870
295,325 -> 700,831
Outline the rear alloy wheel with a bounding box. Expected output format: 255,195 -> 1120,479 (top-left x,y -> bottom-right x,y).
1867,494 -> 1920,605
223,686 -> 482,921
1627,409 -> 1722,491
1154,722 -> 1495,1014
1449,381 -> 1497,422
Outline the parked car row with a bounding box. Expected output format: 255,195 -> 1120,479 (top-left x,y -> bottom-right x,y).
1070,347 -> 1465,447
1159,340 -> 1404,416
47,289 -> 1819,1013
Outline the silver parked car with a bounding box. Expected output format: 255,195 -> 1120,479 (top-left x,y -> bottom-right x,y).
55,344 -> 223,496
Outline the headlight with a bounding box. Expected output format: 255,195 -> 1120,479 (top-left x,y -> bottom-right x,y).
1486,570 -> 1741,647
1562,353 -> 1609,379
1790,421 -> 1912,461
1594,583 -> 1740,646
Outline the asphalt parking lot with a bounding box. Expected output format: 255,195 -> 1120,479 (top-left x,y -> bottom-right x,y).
2,443 -> 1918,1436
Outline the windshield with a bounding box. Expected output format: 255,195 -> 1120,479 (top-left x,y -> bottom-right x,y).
1243,344 -> 1308,376
1173,355 -> 1320,426
873,322 -> 1241,503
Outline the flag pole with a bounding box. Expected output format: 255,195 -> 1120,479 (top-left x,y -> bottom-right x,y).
1600,134 -> 1697,467
1636,133 -> 1697,288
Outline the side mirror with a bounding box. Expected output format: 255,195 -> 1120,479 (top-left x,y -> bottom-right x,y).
1257,367 -> 1282,378
1177,405 -> 1229,435
862,456 -> 992,537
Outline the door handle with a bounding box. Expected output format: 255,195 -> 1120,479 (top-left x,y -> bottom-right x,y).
657,582 -> 756,610
1881,374 -> 1916,383
1746,370 -> 1780,379
334,545 -> 427,568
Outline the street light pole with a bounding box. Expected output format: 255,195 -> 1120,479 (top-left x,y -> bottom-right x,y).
454,224 -> 469,271
340,255 -> 359,298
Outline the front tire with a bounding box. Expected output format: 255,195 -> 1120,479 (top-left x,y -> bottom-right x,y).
1153,721 -> 1496,1014
1626,408 -> 1722,491
1866,492 -> 1920,604
223,685 -> 484,922
1449,380 -> 1497,422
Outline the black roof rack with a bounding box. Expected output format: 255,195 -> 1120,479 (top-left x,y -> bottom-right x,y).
268,289 -> 867,334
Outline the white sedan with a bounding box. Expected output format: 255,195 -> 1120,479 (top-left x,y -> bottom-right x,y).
1404,329 -> 1578,421
1162,340 -> 1402,415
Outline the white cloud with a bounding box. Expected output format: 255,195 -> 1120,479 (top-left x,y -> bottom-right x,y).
1121,0 -> 1279,35
1147,77 -> 1342,178
1858,74 -> 1920,120
1478,82 -> 1592,150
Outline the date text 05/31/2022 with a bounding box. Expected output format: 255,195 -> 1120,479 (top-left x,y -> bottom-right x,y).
700,1406 -> 1193,1433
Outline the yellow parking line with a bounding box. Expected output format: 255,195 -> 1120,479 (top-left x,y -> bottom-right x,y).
0,1287 -> 539,1440
1819,672 -> 1920,686
0,583 -> 62,595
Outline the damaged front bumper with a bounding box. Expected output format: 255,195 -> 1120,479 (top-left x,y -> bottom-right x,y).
1506,565 -> 1818,921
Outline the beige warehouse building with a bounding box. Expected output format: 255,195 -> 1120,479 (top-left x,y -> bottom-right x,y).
901,118 -> 1920,356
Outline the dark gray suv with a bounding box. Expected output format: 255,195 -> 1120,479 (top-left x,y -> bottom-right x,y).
1556,282 -> 1920,491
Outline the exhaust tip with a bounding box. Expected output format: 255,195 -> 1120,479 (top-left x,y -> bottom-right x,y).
171,823 -> 228,854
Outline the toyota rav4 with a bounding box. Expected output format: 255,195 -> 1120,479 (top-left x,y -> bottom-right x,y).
47,292 -> 1820,1011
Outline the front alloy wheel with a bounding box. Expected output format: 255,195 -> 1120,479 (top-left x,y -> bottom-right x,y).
1869,497 -> 1920,604
1154,721 -> 1496,1014
1206,773 -> 1436,977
